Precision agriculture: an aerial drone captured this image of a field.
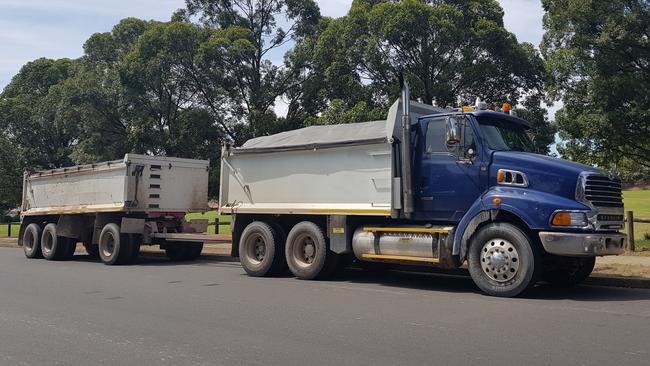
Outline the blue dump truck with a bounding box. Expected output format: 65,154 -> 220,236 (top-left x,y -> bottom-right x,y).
219,83 -> 626,297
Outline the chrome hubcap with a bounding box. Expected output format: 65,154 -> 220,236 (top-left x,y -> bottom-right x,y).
480,238 -> 519,282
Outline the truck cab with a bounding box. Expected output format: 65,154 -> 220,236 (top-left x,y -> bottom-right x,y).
220,86 -> 626,297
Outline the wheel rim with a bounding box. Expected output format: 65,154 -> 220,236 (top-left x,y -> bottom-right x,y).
101,233 -> 116,258
480,238 -> 520,282
244,233 -> 266,264
292,234 -> 317,268
42,231 -> 54,255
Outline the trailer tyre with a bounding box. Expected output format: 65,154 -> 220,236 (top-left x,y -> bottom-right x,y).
98,223 -> 133,265
543,256 -> 595,287
41,224 -> 70,261
285,221 -> 338,280
239,221 -> 285,277
23,223 -> 43,259
468,223 -> 540,297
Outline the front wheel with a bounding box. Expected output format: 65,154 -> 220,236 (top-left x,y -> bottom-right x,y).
543,256 -> 595,287
468,223 -> 540,297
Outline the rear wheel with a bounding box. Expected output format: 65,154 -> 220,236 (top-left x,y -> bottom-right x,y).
41,223 -> 70,261
239,221 -> 286,277
543,256 -> 595,287
285,221 -> 338,280
468,223 -> 540,297
23,223 -> 43,259
98,223 -> 133,265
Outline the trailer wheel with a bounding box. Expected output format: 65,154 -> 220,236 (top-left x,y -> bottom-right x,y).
543,256 -> 595,287
41,224 -> 70,261
239,221 -> 286,277
23,223 -> 43,259
467,223 -> 540,297
285,221 -> 338,280
98,223 -> 133,265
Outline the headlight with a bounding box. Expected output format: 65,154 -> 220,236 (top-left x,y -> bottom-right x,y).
497,169 -> 528,187
550,211 -> 588,227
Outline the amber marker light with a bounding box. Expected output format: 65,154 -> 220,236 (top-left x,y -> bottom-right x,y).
497,169 -> 505,183
492,197 -> 502,205
502,103 -> 511,113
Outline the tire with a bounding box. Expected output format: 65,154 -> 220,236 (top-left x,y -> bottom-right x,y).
543,256 -> 595,287
23,223 -> 43,259
467,223 -> 541,297
285,221 -> 339,280
98,223 -> 133,265
41,223 -> 70,261
83,242 -> 100,259
239,221 -> 286,277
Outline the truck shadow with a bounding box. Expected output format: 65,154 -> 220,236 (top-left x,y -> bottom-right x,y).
69,250 -> 650,301
331,267 -> 650,302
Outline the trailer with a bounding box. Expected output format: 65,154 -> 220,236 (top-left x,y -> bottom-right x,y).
220,83 -> 626,297
19,154 -> 224,265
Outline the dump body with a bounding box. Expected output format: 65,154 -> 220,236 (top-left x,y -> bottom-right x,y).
22,154 -> 209,217
219,100 -> 445,217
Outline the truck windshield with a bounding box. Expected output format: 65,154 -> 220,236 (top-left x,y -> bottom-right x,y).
476,117 -> 536,153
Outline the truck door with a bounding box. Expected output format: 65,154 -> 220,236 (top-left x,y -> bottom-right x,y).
416,116 -> 486,222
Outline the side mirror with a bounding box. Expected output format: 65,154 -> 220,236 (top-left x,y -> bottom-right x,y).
445,116 -> 462,145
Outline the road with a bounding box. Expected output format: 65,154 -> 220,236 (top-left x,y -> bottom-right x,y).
0,247 -> 649,366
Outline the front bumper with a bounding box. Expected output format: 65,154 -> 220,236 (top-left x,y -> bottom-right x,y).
538,231 -> 626,257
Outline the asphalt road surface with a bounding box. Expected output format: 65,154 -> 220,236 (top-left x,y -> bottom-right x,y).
1,247 -> 649,366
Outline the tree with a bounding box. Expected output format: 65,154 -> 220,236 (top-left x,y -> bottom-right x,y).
312,0 -> 545,109
0,58 -> 79,169
180,0 -> 321,137
542,0 -> 650,173
0,136 -> 23,211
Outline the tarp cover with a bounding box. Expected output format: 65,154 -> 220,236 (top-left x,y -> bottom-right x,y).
239,120 -> 387,151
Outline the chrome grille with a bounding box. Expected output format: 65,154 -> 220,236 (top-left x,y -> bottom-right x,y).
584,175 -> 623,208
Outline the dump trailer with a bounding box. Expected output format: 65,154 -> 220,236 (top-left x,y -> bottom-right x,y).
19,154 -> 220,265
220,83 -> 627,297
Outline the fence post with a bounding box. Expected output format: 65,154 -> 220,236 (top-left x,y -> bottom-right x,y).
214,217 -> 219,234
626,210 -> 635,252
7,222 -> 11,238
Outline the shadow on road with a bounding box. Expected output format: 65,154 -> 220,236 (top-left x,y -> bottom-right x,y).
65,250 -> 650,301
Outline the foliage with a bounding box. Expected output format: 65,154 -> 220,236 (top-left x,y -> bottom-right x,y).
542,0 -> 650,175
181,0 -> 321,138
0,135 -> 22,211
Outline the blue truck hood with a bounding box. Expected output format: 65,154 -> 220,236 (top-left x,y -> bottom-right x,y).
491,151 -> 601,201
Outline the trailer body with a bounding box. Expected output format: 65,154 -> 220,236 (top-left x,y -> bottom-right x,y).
19,154 -> 219,265
22,154 -> 208,216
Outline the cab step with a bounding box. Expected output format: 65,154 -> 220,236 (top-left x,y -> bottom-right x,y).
360,253 -> 440,264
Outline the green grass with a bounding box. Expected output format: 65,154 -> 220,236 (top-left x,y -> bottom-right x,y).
185,212 -> 231,235
623,190 -> 650,251
0,222 -> 19,238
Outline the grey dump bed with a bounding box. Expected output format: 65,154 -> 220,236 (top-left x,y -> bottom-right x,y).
22,154 -> 209,216
219,100 -> 446,217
